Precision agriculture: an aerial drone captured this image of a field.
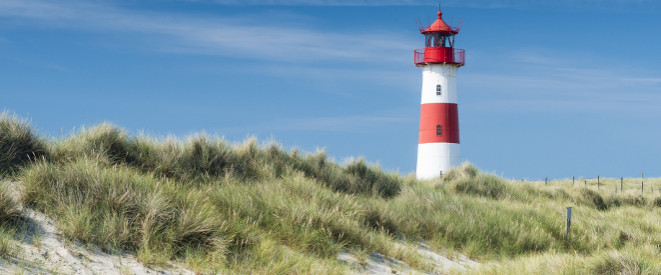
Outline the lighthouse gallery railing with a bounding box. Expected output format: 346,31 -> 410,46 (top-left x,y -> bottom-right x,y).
414,48 -> 465,66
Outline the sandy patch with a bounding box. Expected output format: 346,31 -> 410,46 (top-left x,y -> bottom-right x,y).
338,242 -> 479,275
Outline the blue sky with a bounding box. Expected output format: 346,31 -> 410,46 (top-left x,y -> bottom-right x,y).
1,0 -> 661,179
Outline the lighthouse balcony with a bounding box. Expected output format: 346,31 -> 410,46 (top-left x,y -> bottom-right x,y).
414,47 -> 465,67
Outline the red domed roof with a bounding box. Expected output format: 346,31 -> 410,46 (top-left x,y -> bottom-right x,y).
421,10 -> 459,34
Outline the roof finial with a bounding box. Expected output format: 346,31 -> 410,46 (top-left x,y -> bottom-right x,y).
438,2 -> 443,18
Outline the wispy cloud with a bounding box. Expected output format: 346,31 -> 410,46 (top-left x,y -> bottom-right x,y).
186,0 -> 428,6
267,114 -> 413,132
186,0 -> 654,10
221,114 -> 413,135
620,77 -> 661,84
0,0 -> 79,20
4,57 -> 73,72
451,0 -> 653,10
463,49 -> 661,115
251,64 -> 417,89
0,0 -> 412,64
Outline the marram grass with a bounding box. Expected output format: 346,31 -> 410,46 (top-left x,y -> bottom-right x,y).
2,114 -> 661,274
0,111 -> 48,175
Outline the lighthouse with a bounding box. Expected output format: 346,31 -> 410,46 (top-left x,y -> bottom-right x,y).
415,8 -> 465,180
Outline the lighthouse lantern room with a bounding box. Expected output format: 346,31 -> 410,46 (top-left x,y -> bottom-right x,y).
415,8 -> 465,180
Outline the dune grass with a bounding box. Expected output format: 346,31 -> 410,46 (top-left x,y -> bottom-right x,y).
0,112 -> 48,175
0,181 -> 23,260
3,113 -> 661,274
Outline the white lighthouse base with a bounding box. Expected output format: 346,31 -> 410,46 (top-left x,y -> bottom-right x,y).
416,143 -> 460,180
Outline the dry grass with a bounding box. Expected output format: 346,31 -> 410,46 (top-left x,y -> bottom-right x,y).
3,114 -> 661,274
0,112 -> 48,175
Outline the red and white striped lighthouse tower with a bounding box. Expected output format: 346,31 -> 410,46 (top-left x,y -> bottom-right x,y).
414,8 -> 465,180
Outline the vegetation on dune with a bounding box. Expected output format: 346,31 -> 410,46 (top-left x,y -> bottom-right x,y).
2,113 -> 661,273
0,183 -> 22,222
22,159 -> 228,261
0,112 -> 48,175
49,123 -> 401,198
0,181 -> 24,260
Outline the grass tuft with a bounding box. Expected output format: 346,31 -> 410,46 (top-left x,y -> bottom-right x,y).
345,159 -> 401,198
0,182 -> 22,221
0,112 -> 48,175
0,227 -> 19,259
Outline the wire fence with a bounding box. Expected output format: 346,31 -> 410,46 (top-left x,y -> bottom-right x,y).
511,174 -> 660,195
509,174 -> 659,239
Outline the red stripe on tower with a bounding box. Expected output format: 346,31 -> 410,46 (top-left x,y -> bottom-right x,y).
418,103 -> 460,144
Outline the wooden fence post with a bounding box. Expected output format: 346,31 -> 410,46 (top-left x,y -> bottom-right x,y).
597,176 -> 600,190
565,207 -> 572,239
545,177 -> 548,185
572,176 -> 575,185
621,177 -> 623,193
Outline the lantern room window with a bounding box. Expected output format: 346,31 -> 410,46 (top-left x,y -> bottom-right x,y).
425,33 -> 443,47
424,33 -> 455,48
436,125 -> 442,136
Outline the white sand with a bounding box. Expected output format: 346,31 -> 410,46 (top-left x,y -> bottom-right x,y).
338,242 -> 479,275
